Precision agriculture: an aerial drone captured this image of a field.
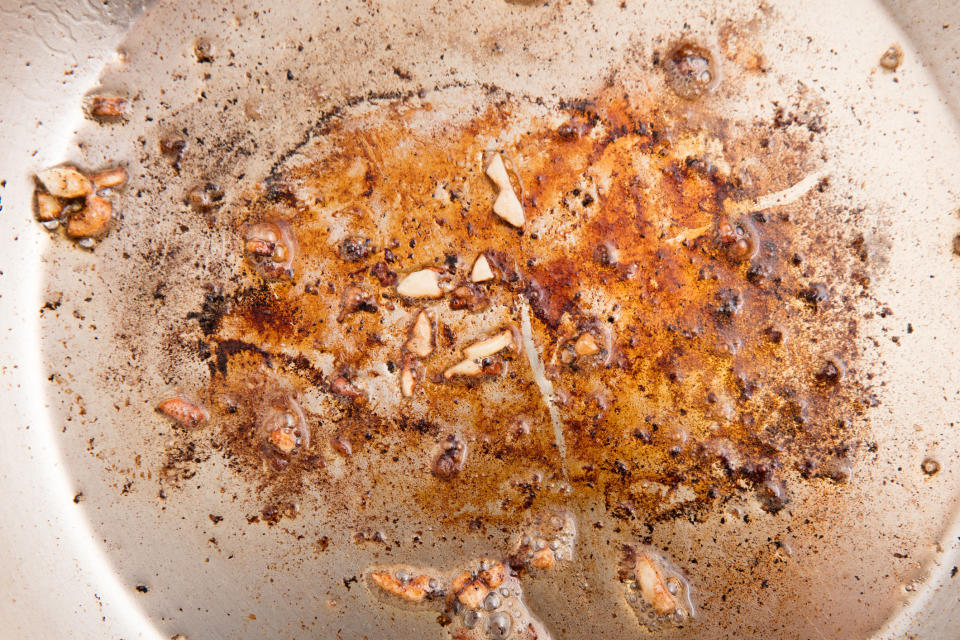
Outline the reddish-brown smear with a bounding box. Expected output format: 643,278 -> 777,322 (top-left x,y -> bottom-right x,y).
168,86 -> 872,530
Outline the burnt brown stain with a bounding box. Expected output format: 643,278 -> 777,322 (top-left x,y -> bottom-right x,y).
181,85 -> 873,530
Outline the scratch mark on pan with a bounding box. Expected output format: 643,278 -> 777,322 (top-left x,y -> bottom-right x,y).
519,296 -> 567,477
724,165 -> 831,215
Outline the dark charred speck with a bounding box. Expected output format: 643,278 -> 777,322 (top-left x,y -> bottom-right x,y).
338,236 -> 372,262
799,283 -> 829,310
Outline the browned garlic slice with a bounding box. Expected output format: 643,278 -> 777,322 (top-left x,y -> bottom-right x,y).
400,366 -> 416,397
463,329 -> 513,360
635,553 -> 678,615
443,358 -> 483,379
35,193 -> 64,221
470,254 -> 494,282
66,195 -> 113,238
485,153 -> 525,227
38,166 -> 93,198
396,269 -> 443,299
369,571 -> 434,603
90,167 -> 129,190
405,311 -> 434,357
573,332 -> 600,357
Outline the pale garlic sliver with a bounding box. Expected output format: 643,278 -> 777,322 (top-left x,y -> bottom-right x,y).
38,166 -> 93,198
35,193 -> 64,221
485,153 -> 525,227
470,254 -> 494,283
443,358 -> 483,379
406,310 -> 434,357
396,269 -> 443,298
91,167 -> 128,190
463,329 -> 513,360
574,332 -> 600,357
400,366 -> 416,397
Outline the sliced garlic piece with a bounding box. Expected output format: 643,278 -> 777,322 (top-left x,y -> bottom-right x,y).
470,254 -> 494,282
400,366 -> 416,397
406,311 -> 434,357
90,167 -> 129,190
35,193 -> 64,221
485,153 -> 525,227
38,166 -> 93,198
66,195 -> 113,238
396,269 -> 443,298
443,358 -> 483,379
573,332 -> 600,357
463,329 -> 513,360
635,554 -> 678,615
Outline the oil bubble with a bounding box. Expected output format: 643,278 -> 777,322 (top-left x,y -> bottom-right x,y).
921,458 -> 941,476
483,591 -> 502,611
194,37 -> 215,63
663,41 -> 717,100
486,611 -> 512,639
462,608 -> 481,629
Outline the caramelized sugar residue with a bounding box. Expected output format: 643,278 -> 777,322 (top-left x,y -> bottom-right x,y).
164,86 -> 872,531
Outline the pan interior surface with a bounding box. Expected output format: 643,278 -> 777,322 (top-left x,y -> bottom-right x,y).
31,1 -> 960,638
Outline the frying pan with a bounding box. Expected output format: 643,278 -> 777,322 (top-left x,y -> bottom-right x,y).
3,1 -> 960,638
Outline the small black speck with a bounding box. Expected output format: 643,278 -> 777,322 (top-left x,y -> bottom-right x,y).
906,323 -> 913,334
286,69 -> 294,81
135,585 -> 149,593
343,575 -> 358,590
73,492 -> 83,503
951,566 -> 957,578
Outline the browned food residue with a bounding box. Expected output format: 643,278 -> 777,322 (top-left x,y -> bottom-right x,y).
162,86 -> 873,540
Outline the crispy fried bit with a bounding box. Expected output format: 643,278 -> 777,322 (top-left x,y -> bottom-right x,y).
88,95 -> 129,119
880,44 -> 903,71
268,428 -> 298,454
450,571 -> 472,598
331,375 -> 363,401
530,548 -> 556,570
371,260 -> 398,286
634,554 -> 677,615
443,358 -> 483,379
337,285 -> 378,322
243,221 -> 297,278
245,239 -> 274,256
485,153 -> 525,227
90,167 -> 128,190
396,269 -> 443,298
338,236 -> 373,262
470,254 -> 495,282
66,195 -> 113,238
35,193 -> 64,222
38,166 -> 93,198
157,397 -> 209,428
456,579 -> 488,610
432,434 -> 466,478
511,510 -> 577,570
573,332 -> 600,357
331,434 -> 352,456
405,310 -> 434,357
370,571 -> 432,603
479,562 -> 506,588
449,285 -> 490,313
463,330 -> 513,360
